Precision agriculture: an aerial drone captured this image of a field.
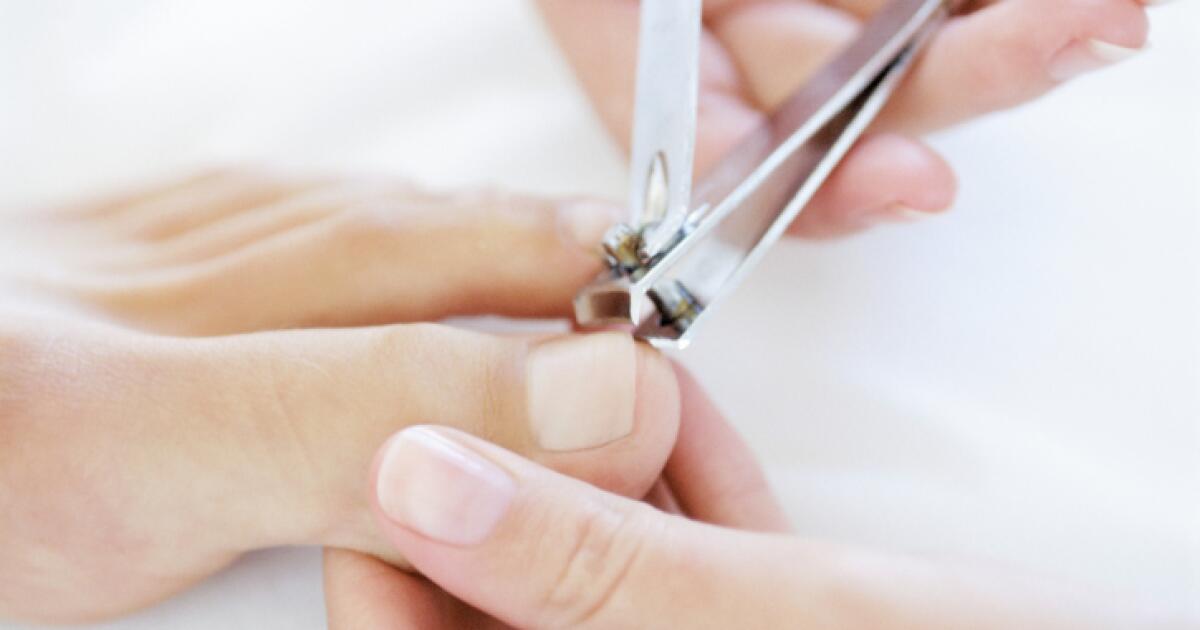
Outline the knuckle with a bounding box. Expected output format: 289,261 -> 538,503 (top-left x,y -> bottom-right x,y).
538,499 -> 659,629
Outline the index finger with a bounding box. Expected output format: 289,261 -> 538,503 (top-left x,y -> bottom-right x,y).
536,0 -> 956,235
665,364 -> 792,532
536,0 -> 763,176
323,548 -> 502,630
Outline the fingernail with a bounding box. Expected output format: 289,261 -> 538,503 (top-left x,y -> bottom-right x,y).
888,204 -> 934,222
1087,39 -> 1144,63
866,203 -> 935,224
1048,39 -> 1143,82
526,332 -> 637,452
375,427 -> 516,546
558,200 -> 623,255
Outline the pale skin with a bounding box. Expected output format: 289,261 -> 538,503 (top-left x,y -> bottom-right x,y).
0,175 -> 685,622
0,0 -> 1175,626
325,373 -> 1182,629
537,0 -> 1153,235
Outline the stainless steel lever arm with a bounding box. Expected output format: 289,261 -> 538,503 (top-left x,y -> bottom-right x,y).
575,0 -> 955,349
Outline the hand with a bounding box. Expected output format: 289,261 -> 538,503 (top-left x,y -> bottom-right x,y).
0,171 -> 681,623
325,369 -> 1183,630
538,0 -> 1156,237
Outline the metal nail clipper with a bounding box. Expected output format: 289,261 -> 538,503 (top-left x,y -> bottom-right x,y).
573,0 -> 962,348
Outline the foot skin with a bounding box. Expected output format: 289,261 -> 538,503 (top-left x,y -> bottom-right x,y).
0,171 -> 682,623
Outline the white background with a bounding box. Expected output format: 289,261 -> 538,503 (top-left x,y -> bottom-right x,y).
1,1 -> 1197,627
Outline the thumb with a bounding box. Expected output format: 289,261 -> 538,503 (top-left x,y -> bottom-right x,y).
367,425 -> 791,630
365,428 -> 1175,630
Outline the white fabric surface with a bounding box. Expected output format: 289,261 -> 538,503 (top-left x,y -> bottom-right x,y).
1,1 -> 1197,627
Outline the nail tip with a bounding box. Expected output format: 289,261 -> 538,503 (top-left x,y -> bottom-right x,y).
874,204 -> 936,223
1086,39 -> 1143,63
1048,38 -> 1145,82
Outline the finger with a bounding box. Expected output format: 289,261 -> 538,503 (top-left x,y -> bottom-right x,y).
700,3 -> 957,232
686,85 -> 955,235
877,0 -> 1151,133
792,132 -> 956,237
83,190 -> 619,335
819,0 -> 893,19
324,548 -> 507,629
324,548 -> 464,630
710,0 -> 1151,134
369,427 -> 1167,630
368,425 -> 789,629
179,325 -> 680,562
642,478 -> 684,515
707,0 -> 861,113
537,0 -> 954,237
818,0 -> 999,20
536,0 -> 764,176
545,0 -> 1152,172
666,365 -> 791,532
